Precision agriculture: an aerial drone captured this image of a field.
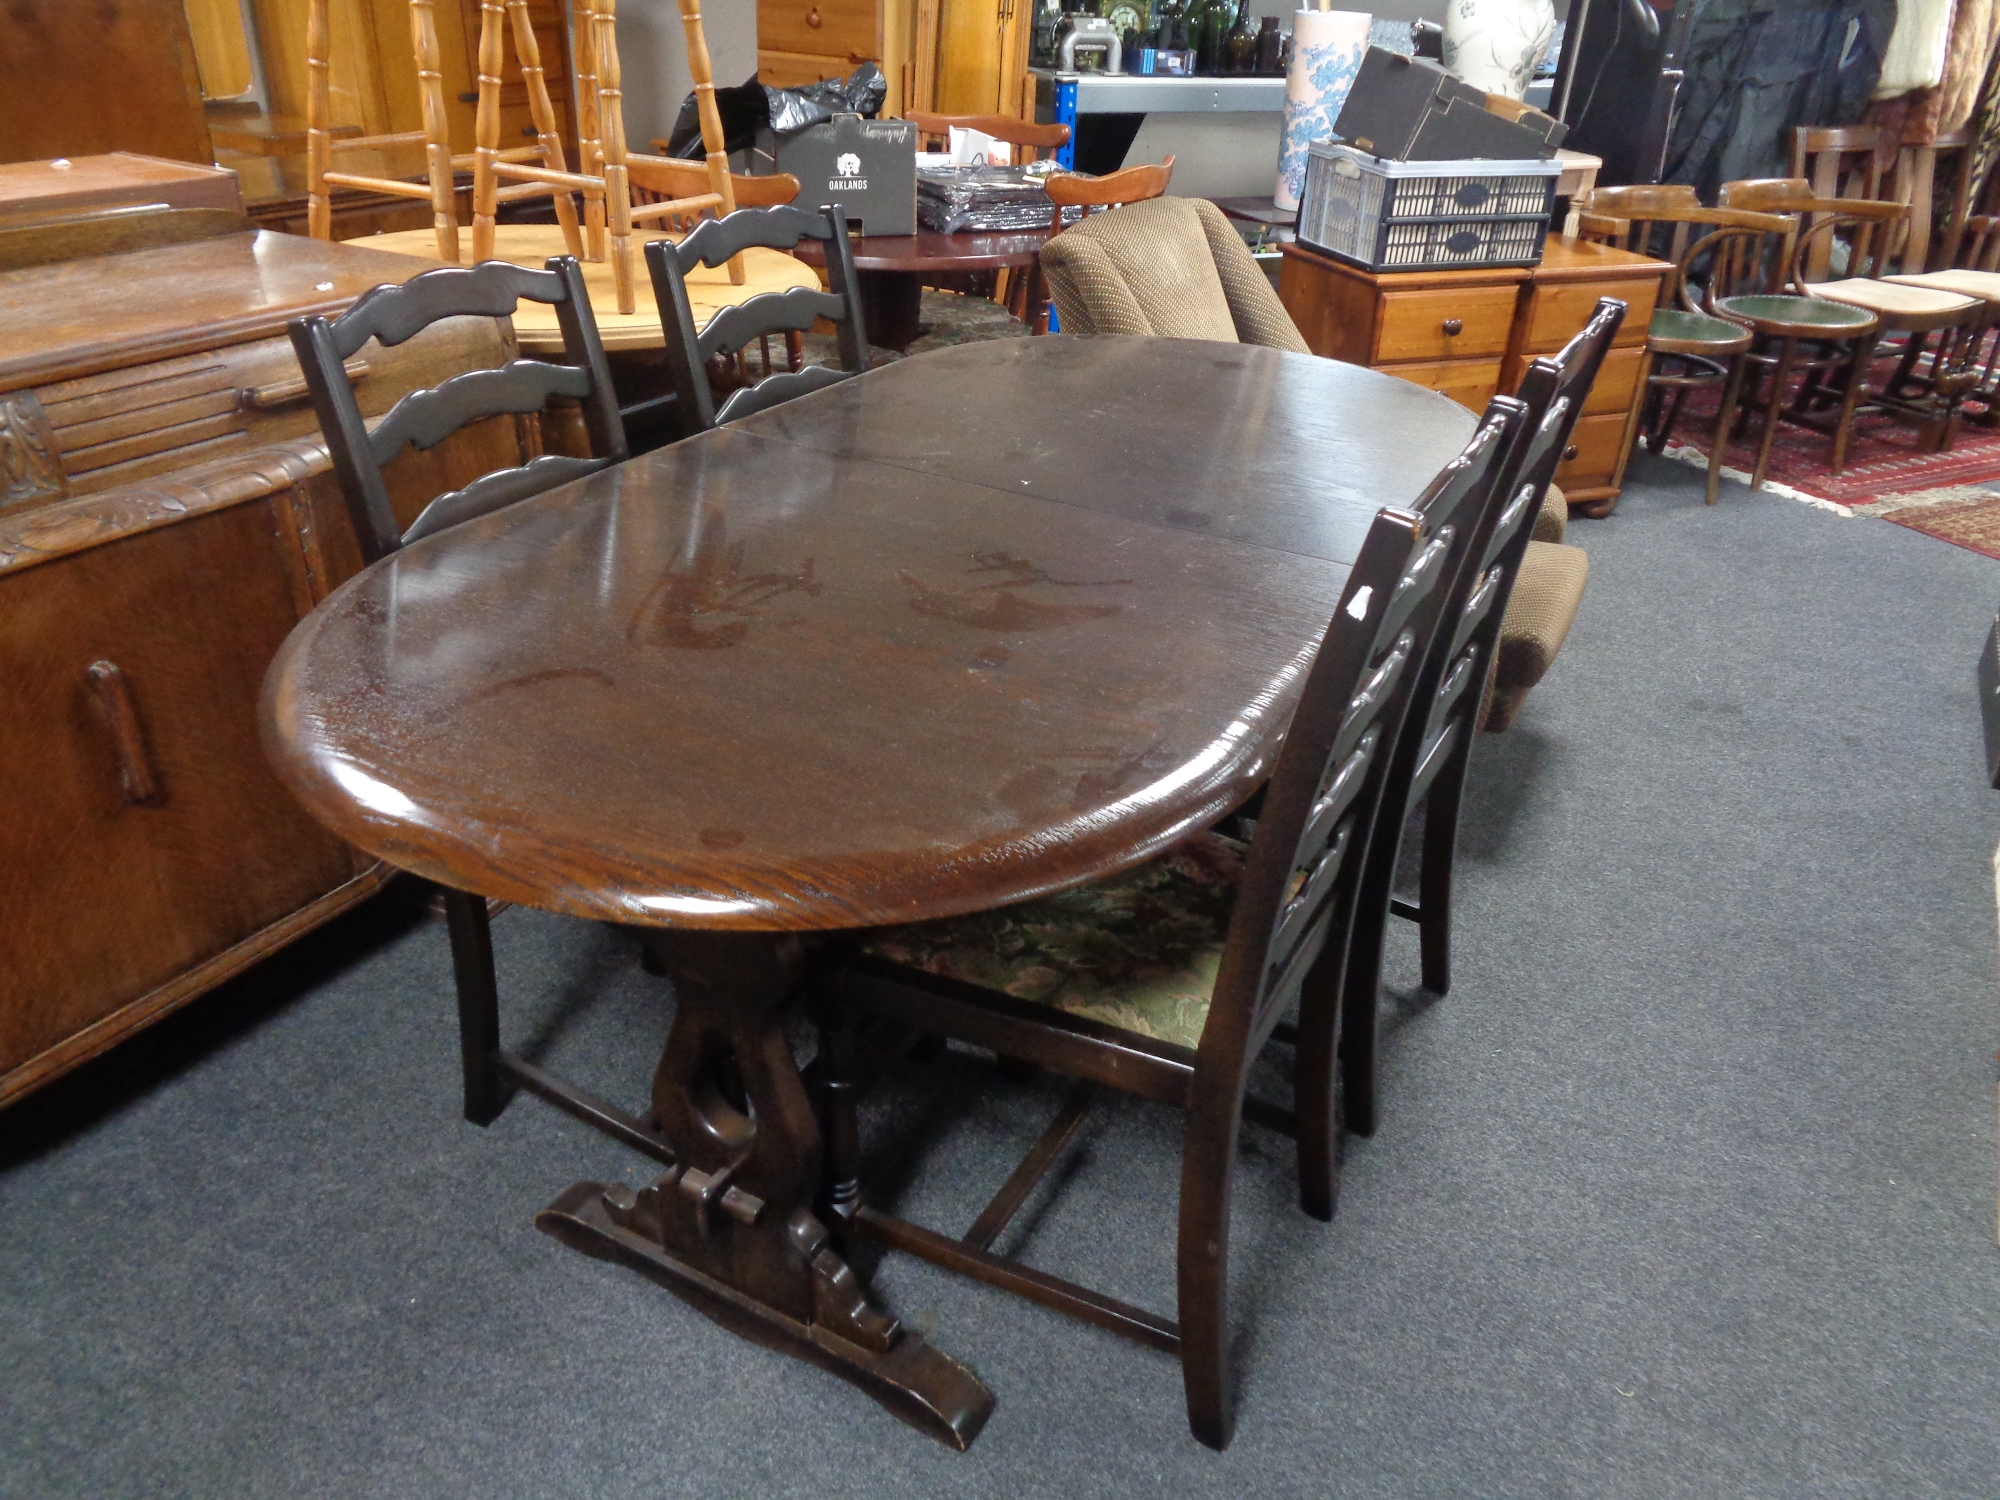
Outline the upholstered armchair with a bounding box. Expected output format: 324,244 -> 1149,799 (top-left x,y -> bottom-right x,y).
1038,196 -> 1311,350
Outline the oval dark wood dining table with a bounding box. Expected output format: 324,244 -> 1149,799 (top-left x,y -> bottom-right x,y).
261,334 -> 1475,1450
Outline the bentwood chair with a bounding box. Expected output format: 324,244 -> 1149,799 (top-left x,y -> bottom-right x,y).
645,205 -> 869,434
1580,188 -> 1799,504
822,400 -> 1531,1449
289,255 -> 630,1135
1341,301 -> 1624,1137
1719,178 -> 1978,471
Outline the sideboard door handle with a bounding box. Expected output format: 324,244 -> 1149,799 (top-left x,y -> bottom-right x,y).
1562,444 -> 1579,460
86,660 -> 160,805
1441,318 -> 1463,336
806,5 -> 823,24
242,357 -> 369,412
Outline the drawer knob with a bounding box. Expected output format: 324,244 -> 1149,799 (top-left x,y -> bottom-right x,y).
1441,318 -> 1463,336
807,5 -> 823,25
1563,444 -> 1579,460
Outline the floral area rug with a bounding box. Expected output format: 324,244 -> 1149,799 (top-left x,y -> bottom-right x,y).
799,289 -> 1028,369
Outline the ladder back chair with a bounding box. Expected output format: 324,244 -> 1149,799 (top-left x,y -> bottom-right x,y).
289,254 -> 637,1148
1579,187 -> 1799,504
1720,178 -> 1978,467
1341,301 -> 1624,1138
1788,124 -> 1887,279
822,403 -> 1529,1449
289,254 -> 626,564
645,205 -> 869,433
820,488 -> 1480,1448
306,0 -> 461,260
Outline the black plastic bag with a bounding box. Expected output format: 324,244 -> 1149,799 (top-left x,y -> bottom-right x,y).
664,63 -> 888,159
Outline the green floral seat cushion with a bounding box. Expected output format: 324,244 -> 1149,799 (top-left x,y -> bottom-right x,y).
859,832 -> 1249,1052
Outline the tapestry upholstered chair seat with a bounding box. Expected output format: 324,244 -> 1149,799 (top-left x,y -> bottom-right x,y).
860,830 -> 1248,1052
1037,195 -> 1311,350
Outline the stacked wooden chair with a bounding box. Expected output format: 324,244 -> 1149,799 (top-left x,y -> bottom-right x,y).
307,0 -> 739,314
473,0 -> 737,313
305,0 -> 463,260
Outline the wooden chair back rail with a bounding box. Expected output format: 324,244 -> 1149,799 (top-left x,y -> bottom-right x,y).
1959,214 -> 2000,272
1340,301 -> 1626,1137
289,255 -> 626,562
1722,176 -> 1910,280
646,205 -> 869,432
1578,190 -> 1799,290
1790,124 -> 1886,203
1045,156 -> 1176,220
308,0 -> 461,259
905,111 -> 1072,162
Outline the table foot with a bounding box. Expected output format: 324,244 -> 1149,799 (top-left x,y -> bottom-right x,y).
538,1181 -> 994,1449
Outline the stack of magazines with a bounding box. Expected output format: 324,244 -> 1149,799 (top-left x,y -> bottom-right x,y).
916,165 -> 1086,233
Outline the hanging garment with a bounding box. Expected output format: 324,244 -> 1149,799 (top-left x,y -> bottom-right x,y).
1666,0 -> 1899,199
1874,0 -> 1955,97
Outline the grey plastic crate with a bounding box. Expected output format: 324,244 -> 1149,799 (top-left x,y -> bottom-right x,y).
1297,139 -> 1561,272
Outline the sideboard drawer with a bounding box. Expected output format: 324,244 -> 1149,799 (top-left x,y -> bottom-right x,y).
1386,357 -> 1503,412
1375,287 -> 1517,362
1552,411 -> 1629,488
1581,345 -> 1646,416
28,315 -> 507,498
760,0 -> 880,62
1522,277 -> 1658,354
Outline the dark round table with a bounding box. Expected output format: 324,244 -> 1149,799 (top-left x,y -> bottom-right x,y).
793,226 -> 1054,349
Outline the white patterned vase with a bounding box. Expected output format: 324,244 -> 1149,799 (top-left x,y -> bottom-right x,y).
1442,0 -> 1556,102
1274,9 -> 1373,212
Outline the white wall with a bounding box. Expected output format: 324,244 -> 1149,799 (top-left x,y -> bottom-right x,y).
614,0 -> 759,153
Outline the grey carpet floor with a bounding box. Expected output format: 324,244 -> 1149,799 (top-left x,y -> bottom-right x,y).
5,451 -> 2000,1498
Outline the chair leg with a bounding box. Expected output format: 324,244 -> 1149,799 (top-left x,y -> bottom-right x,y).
1708,352 -> 1749,505
1292,961 -> 1344,1222
1830,335 -> 1872,475
1176,1091 -> 1240,1450
1750,336 -> 1797,491
443,887 -> 510,1125
1336,822 -> 1402,1138
1415,762 -> 1468,996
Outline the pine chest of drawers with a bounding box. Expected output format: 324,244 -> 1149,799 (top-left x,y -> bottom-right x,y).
1279,235 -> 1670,511
0,231 -> 519,1106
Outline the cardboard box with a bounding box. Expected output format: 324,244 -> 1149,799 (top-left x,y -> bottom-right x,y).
752,114 -> 917,237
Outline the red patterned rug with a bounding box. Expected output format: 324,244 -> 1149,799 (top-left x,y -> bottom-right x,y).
1661,365 -> 2000,506
1655,356 -> 2000,557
